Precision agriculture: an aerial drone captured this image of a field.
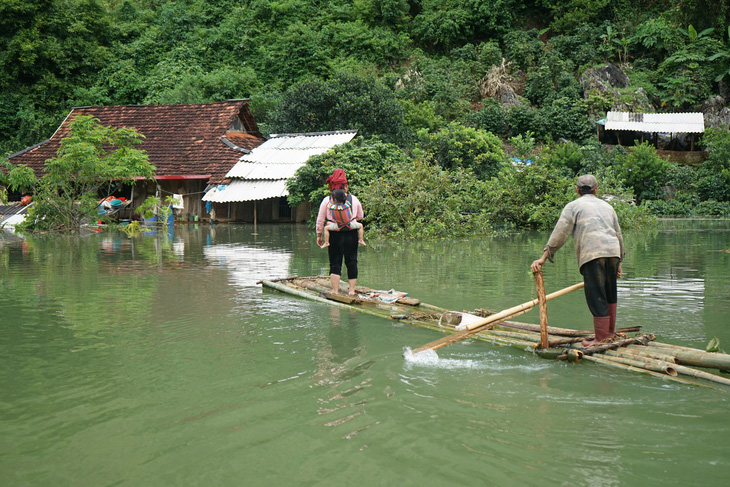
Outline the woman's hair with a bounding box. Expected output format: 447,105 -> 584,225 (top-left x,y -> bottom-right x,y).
331,188 -> 347,204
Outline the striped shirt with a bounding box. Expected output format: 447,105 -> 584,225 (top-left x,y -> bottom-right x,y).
544,194 -> 624,269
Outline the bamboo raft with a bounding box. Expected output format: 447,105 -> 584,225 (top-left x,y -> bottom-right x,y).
259,276 -> 730,389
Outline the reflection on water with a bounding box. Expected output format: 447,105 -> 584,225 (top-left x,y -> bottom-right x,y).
203,243 -> 292,287
1,222 -> 730,486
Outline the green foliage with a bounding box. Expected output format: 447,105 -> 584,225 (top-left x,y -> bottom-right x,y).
398,99 -> 445,135
155,66 -> 261,105
411,0 -> 519,51
271,73 -> 411,145
643,192 -> 699,216
509,131 -> 536,162
631,17 -> 683,63
465,99 -> 506,137
136,195 -> 160,220
540,141 -> 585,174
658,33 -> 722,109
354,0 -> 411,28
541,0 -> 613,34
549,24 -> 607,69
6,115 -> 154,231
617,142 -> 672,202
707,27 -> 730,81
397,55 -> 481,122
418,122 -> 507,180
286,137 -> 409,212
0,0 -> 120,152
541,97 -> 594,142
480,163 -> 577,229
505,103 -> 548,140
697,126 -> 730,201
361,156 -> 494,239
503,29 -> 544,71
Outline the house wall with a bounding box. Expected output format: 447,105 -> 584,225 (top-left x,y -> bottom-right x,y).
216,198 -> 310,223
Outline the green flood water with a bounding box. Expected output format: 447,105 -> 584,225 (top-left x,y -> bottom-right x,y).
1,220 -> 729,486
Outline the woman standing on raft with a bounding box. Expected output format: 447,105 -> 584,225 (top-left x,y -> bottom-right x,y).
316,169 -> 365,296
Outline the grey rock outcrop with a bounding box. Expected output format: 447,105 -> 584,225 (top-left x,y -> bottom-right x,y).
580,63 -> 630,95
580,63 -> 654,113
702,96 -> 730,128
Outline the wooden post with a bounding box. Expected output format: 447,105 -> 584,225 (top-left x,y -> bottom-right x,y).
534,271 -> 549,349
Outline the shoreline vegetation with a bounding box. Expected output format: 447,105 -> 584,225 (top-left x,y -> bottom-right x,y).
3,1 -> 730,237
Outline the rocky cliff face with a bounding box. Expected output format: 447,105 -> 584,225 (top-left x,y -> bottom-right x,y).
702,96 -> 730,128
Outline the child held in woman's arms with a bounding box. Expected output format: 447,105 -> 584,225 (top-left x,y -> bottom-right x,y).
320,189 -> 366,248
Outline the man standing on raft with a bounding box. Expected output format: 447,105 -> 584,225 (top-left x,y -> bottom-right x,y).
531,175 -> 624,347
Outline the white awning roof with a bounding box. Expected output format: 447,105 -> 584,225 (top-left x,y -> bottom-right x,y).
202,179 -> 289,203
605,111 -> 705,133
205,130 -> 358,203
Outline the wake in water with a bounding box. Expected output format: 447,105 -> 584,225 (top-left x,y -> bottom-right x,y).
403,346 -> 553,371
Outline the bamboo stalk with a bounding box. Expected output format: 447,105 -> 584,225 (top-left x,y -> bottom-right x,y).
608,347 -> 677,364
548,336 -> 588,347
579,354 -> 710,388
487,329 -> 541,343
671,363 -> 730,387
581,334 -> 655,354
647,343 -> 730,370
495,322 -> 641,337
534,271 -> 549,349
261,280 -> 387,319
603,351 -> 678,376
624,345 -> 678,363
647,341 -> 708,352
607,350 -> 730,386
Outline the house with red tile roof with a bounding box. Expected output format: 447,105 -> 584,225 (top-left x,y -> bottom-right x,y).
5,100 -> 265,220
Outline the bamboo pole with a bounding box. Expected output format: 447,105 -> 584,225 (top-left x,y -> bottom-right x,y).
607,350 -> 730,387
603,351 -> 678,376
647,343 -> 730,370
579,354 -> 709,388
409,282 -> 585,355
261,279 -> 385,319
624,345 -> 678,363
487,329 -> 541,343
671,363 -> 730,387
534,271 -> 549,349
495,322 -> 641,337
648,341 -> 709,352
547,336 -> 588,347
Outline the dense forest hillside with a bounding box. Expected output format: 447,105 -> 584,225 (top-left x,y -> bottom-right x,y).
3,0 -> 730,233
2,0 -> 728,153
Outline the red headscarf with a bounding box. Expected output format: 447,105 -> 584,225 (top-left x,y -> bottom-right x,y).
326,168 -> 348,191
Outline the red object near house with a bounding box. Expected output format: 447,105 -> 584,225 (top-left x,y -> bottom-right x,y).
20,195 -> 31,205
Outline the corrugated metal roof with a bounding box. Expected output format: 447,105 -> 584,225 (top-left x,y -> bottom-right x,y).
207,130 -> 358,203
226,147 -> 327,177
202,179 -> 289,202
225,161 -> 305,180
605,111 -> 705,133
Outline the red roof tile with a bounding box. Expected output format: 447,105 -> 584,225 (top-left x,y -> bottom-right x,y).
7,100 -> 265,184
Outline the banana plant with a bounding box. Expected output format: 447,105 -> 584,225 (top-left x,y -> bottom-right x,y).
708,27 -> 730,82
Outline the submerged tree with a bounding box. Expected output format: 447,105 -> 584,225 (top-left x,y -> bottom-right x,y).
5,115 -> 155,231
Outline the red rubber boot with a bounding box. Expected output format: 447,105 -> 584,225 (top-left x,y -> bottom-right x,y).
608,303 -> 617,337
581,316 -> 611,347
